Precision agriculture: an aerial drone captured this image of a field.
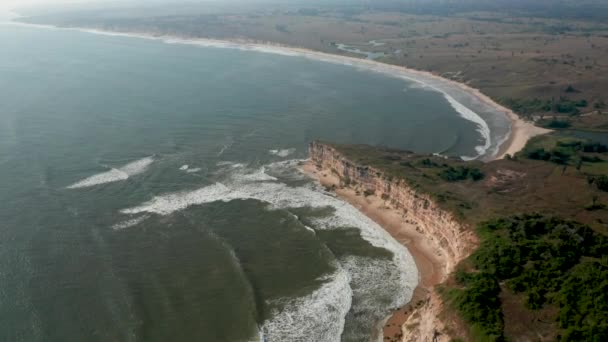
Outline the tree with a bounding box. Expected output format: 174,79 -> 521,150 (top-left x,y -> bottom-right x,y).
595,175 -> 608,192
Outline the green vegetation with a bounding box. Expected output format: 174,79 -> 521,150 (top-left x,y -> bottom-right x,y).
500,98 -> 552,116
502,97 -> 590,117
525,147 -> 571,164
446,215 -> 608,341
589,175 -> 608,192
328,140 -> 608,340
439,166 -> 484,182
446,272 -> 504,341
544,119 -> 571,129
564,85 -> 579,93
522,135 -> 607,168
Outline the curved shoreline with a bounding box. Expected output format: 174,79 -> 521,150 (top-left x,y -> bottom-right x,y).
5,19 -> 551,341
305,142 -> 477,341
5,20 -> 550,160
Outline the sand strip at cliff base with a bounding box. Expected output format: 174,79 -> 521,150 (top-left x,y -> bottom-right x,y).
302,162 -> 445,342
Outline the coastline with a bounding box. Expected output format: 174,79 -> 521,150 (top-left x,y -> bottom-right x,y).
8,20 -> 551,340
302,162 -> 448,342
493,109 -> 552,159
5,20 -> 550,161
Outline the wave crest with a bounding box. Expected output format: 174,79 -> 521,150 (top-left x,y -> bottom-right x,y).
67,157 -> 153,189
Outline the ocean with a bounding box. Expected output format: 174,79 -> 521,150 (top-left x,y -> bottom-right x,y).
0,23 -> 510,341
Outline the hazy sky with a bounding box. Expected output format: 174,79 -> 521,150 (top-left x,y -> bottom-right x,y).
2,0 -> 87,8
0,0 -> 85,12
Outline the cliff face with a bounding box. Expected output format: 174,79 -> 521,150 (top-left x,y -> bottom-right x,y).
309,141 -> 477,341
309,142 -> 475,274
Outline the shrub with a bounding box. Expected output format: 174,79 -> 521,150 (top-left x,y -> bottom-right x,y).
546,119 -> 571,128
439,166 -> 484,182
583,142 -> 608,153
447,215 -> 608,340
526,147 -> 572,164
593,175 -> 608,192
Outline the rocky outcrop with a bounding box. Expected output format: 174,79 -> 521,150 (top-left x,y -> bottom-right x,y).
309,141 -> 477,341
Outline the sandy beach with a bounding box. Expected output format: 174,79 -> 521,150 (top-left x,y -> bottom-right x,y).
493,110 -> 552,159
302,162 -> 446,342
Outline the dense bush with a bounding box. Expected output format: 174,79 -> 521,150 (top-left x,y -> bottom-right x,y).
546,119 -> 571,129
525,140 -> 607,165
451,271 -> 505,341
556,259 -> 608,341
582,142 -> 608,153
448,215 -> 608,340
589,175 -> 608,192
502,97 -> 588,116
439,166 -> 484,182
526,147 -> 571,164
501,97 -> 551,116
418,158 -> 440,168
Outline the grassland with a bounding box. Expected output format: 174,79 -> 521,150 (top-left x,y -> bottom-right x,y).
327,133 -> 608,340
328,133 -> 608,232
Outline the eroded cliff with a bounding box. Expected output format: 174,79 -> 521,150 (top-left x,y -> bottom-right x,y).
308,141 -> 477,341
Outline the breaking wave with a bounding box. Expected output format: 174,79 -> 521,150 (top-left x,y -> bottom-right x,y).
179,164 -> 202,173
120,161 -> 418,340
443,95 -> 491,160
261,267 -> 352,342
268,148 -> 295,158
112,214 -> 150,230
67,157 -> 154,189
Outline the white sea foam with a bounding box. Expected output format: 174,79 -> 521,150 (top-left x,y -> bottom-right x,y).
121,183 -> 234,215
443,94 -> 492,159
179,164 -> 202,173
67,168 -> 129,189
391,74 -> 493,159
216,161 -> 245,169
304,226 -> 316,234
339,256 -> 415,342
262,267 -> 352,342
67,157 -> 154,189
369,40 -> 386,47
237,167 -> 278,182
217,138 -> 234,157
268,148 -> 295,158
120,161 -> 418,339
112,215 -> 150,230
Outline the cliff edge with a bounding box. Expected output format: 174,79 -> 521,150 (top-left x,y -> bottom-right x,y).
307,141 -> 478,341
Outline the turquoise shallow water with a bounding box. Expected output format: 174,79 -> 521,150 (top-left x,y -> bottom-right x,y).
1,23 -> 495,341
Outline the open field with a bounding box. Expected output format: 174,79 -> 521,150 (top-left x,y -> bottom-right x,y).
329,134 -> 608,233
327,136 -> 608,340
